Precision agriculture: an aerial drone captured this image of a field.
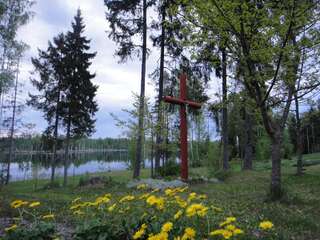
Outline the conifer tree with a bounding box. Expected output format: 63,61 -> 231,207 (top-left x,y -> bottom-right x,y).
105,0 -> 152,178
29,33 -> 66,185
62,9 -> 98,186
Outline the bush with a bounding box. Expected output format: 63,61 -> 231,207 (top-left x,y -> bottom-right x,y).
42,181 -> 61,190
206,141 -> 221,172
256,135 -> 271,161
159,161 -> 180,177
78,174 -> 114,187
4,222 -> 56,240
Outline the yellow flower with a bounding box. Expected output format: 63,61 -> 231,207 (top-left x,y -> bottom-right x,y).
133,223 -> 147,239
165,188 -> 177,196
233,228 -> 244,235
29,201 -> 41,208
72,197 -> 81,203
10,200 -> 28,209
259,220 -> 274,230
146,195 -> 164,210
210,229 -> 224,236
197,194 -> 207,200
187,192 -> 197,202
211,205 -> 223,212
222,230 -> 233,239
219,217 -> 236,227
42,214 -> 55,220
147,231 -> 168,240
186,203 -> 208,217
108,203 -> 116,212
70,203 -> 83,210
137,184 -> 148,190
210,229 -> 233,239
174,210 -> 183,220
174,196 -> 187,208
161,222 -> 173,232
73,210 -> 85,215
225,225 -> 235,231
94,196 -> 111,205
182,227 -> 196,240
177,186 -> 188,192
119,195 -> 135,203
5,224 -> 17,232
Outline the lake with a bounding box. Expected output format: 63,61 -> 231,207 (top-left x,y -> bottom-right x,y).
1,151 -> 152,181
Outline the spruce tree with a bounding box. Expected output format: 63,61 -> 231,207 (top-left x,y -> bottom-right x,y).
62,9 -> 98,186
28,33 -> 66,185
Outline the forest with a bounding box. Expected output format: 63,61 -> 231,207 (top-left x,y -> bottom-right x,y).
0,0 -> 320,239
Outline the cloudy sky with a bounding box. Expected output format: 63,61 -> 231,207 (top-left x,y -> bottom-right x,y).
16,0 -> 219,139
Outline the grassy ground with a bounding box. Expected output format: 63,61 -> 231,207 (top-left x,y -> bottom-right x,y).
1,153 -> 320,239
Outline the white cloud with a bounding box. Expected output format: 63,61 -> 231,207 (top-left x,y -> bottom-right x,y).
15,0 -> 217,138
15,0 -> 159,138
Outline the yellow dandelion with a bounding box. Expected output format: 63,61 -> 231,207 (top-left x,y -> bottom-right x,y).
174,210 -> 183,220
29,201 -> 41,208
259,220 -> 274,230
161,222 -> 173,232
42,214 -> 55,220
5,224 -> 17,232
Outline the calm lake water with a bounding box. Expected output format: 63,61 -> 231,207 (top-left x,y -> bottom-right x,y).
2,151 -> 152,181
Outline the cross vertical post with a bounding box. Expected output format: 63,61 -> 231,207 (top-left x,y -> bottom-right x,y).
163,73 -> 201,181
179,73 -> 188,181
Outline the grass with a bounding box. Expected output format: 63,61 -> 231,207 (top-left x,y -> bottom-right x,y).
1,153 -> 320,239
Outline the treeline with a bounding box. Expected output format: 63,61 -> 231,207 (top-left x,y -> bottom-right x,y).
0,136 -> 129,152
289,101 -> 320,155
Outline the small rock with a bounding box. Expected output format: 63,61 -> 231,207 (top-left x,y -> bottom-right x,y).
127,178 -> 188,190
208,178 -> 220,183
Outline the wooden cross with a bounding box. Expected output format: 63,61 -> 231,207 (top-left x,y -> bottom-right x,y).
163,73 -> 201,181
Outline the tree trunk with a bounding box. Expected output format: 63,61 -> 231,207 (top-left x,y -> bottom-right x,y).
63,116 -> 71,187
243,108 -> 253,170
270,132 -> 282,200
5,62 -> 19,185
221,47 -> 229,170
133,0 -> 147,179
51,94 -> 60,184
295,93 -> 303,175
155,2 -> 166,177
150,128 -> 154,178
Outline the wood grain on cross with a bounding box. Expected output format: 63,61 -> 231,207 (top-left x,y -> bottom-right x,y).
163,73 -> 201,181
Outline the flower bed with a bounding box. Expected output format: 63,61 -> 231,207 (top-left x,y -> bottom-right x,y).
3,185 -> 275,240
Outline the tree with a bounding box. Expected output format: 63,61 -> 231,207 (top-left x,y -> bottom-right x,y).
0,0 -> 33,184
181,0 -> 320,199
0,0 -> 34,133
61,9 -> 98,186
29,33 -> 66,185
105,0 -> 153,178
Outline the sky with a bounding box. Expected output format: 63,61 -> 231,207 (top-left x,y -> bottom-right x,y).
16,0 -> 219,139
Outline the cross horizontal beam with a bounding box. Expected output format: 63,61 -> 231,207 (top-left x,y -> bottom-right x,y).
163,96 -> 202,109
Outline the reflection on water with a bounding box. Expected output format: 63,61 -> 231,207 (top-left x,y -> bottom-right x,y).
2,151 -> 151,181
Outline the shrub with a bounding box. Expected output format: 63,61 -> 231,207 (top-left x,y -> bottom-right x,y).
42,181 -> 61,190
159,161 -> 180,177
3,222 -> 56,240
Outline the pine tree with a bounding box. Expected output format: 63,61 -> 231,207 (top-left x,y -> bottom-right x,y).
105,0 -> 152,178
62,9 -> 98,186
28,33 -> 66,185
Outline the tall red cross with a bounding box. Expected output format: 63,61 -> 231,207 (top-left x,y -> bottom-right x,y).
163,73 -> 201,181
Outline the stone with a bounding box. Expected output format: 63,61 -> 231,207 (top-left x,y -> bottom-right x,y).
126,178 -> 188,190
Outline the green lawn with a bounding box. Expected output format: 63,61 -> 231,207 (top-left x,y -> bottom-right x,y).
1,153 -> 320,239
